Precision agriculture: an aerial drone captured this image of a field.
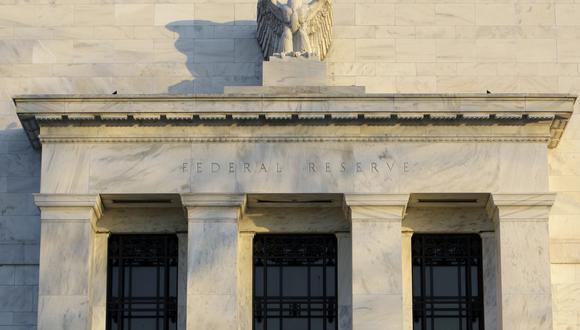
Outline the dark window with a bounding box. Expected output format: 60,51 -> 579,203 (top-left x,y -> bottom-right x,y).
253,234 -> 338,330
106,234 -> 178,330
412,234 -> 484,330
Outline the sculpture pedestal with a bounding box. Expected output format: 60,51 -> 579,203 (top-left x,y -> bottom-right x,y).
263,55 -> 327,86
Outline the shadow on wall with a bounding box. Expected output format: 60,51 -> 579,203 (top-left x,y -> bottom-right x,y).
166,20 -> 264,94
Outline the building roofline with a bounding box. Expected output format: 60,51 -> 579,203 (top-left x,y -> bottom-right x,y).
13,93 -> 576,150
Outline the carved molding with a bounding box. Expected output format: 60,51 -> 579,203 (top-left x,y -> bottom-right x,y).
14,93 -> 576,150
38,135 -> 551,144
344,193 -> 410,207
180,193 -> 246,207
34,193 -> 104,220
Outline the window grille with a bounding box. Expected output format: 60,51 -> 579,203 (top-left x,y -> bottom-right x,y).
106,234 -> 178,330
253,234 -> 338,330
412,234 -> 484,330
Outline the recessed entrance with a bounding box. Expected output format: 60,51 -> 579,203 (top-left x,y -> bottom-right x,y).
253,234 -> 338,330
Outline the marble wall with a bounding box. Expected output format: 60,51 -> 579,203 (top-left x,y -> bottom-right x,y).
39,140 -> 550,195
2,0 -> 580,328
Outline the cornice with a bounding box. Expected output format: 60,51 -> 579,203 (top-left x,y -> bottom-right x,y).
13,93 -> 576,150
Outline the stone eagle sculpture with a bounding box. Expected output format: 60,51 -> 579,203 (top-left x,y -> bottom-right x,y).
257,0 -> 333,60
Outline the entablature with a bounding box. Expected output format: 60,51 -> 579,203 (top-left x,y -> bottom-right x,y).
13,93 -> 576,150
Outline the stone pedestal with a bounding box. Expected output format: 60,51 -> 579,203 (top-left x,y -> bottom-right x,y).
34,194 -> 102,330
345,194 -> 409,330
181,194 -> 245,330
263,55 -> 327,86
490,194 -> 555,330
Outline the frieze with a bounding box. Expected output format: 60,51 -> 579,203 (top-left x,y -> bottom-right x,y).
180,160 -> 411,175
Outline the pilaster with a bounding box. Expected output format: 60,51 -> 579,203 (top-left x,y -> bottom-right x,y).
344,194 -> 409,330
181,193 -> 245,330
34,194 -> 103,330
489,193 -> 556,330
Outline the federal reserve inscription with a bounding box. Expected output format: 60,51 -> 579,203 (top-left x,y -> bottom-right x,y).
181,160 -> 410,175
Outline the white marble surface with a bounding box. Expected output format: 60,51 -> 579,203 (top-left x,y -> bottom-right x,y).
403,207 -> 493,232
240,207 -> 349,233
39,138 -> 549,195
41,143 -> 90,193
336,233 -> 353,330
349,201 -> 407,330
352,294 -> 402,330
89,143 -> 190,193
35,195 -> 101,330
401,232 -> 413,330
237,232 -> 254,330
185,202 -> 241,330
480,232 -> 498,330
38,295 -> 89,330
492,194 -> 554,330
263,56 -> 328,86
90,232 -> 109,330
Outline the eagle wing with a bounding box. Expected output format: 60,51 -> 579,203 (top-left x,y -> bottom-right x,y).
257,0 -> 287,60
306,0 -> 333,60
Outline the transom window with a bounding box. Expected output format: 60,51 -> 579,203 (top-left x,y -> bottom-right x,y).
412,234 -> 484,330
106,234 -> 178,330
253,234 -> 338,330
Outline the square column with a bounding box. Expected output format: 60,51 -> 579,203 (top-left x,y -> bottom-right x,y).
345,194 -> 409,330
480,231 -> 498,330
177,233 -> 188,330
336,232 -> 353,330
401,231 -> 413,330
34,194 -> 103,330
90,232 -> 110,330
489,194 -> 555,330
181,194 -> 245,330
238,231 -> 255,330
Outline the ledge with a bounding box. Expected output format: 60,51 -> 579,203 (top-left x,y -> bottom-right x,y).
13,93 -> 576,150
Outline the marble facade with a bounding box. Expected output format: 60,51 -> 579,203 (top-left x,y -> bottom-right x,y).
12,92 -> 577,329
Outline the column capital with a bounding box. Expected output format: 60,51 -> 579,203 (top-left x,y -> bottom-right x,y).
489,193 -> 556,207
478,231 -> 495,238
34,193 -> 103,220
486,193 -> 556,222
345,194 -> 409,222
181,194 -> 245,223
344,193 -> 410,207
180,193 -> 246,208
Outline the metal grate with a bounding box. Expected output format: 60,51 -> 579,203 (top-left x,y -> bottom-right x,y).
412,234 -> 484,330
106,235 -> 178,330
253,235 -> 338,330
